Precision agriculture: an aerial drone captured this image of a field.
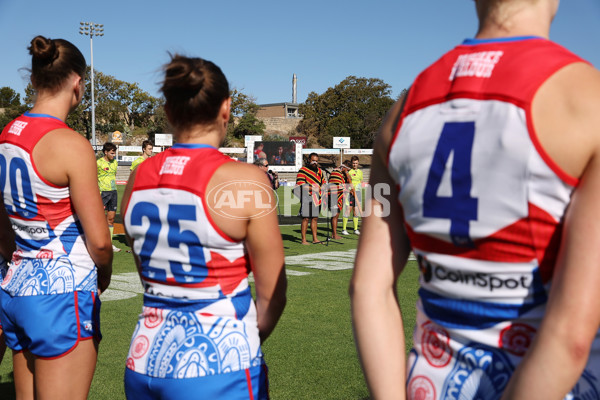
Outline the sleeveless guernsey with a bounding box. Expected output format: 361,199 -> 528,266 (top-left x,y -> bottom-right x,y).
0,112 -> 97,296
388,37 -> 600,399
123,144 -> 264,380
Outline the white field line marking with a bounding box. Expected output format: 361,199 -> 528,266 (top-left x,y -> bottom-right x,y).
103,252 -> 416,301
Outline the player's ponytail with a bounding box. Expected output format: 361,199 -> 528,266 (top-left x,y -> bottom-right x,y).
28,35 -> 86,92
161,54 -> 229,129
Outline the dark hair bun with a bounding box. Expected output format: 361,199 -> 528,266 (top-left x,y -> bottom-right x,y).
161,54 -> 229,129
29,35 -> 58,63
164,56 -> 205,97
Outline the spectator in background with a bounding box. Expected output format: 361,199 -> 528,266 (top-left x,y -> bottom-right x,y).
327,163 -> 349,240
97,142 -> 121,252
342,157 -> 362,235
130,140 -> 154,171
295,152 -> 325,245
255,158 -> 279,189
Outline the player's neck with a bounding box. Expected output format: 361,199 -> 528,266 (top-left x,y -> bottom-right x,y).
175,124 -> 224,148
30,93 -> 70,122
475,2 -> 554,40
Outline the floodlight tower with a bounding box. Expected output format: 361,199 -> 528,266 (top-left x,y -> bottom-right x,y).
79,22 -> 104,146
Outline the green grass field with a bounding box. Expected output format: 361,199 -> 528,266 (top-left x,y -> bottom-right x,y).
0,186 -> 420,400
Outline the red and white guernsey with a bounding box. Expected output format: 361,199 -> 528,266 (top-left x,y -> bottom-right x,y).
123,144 -> 264,379
388,37 -> 600,399
0,112 -> 97,296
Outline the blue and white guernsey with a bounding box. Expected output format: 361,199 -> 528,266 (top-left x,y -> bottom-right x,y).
123,144 -> 264,383
388,37 -> 600,399
0,112 -> 97,296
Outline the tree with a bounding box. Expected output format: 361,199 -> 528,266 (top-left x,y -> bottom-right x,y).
226,88 -> 265,143
297,76 -> 396,148
0,87 -> 21,108
0,86 -> 27,131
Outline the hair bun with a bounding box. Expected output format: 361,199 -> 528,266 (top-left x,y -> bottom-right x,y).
164,55 -> 205,96
29,35 -> 58,63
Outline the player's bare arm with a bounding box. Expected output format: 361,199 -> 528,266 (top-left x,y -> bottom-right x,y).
501,57 -> 600,400
36,128 -> 113,293
350,96 -> 412,399
208,162 -> 287,343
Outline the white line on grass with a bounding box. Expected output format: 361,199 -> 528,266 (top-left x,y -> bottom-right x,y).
102,251 -> 417,301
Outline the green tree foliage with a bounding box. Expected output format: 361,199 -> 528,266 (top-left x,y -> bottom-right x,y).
0,87 -> 21,108
0,86 -> 27,131
92,70 -> 160,135
297,76 -> 396,148
226,89 -> 265,144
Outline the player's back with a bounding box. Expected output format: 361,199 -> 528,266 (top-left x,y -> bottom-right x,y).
388,37 -> 600,398
0,113 -> 96,296
123,144 -> 265,380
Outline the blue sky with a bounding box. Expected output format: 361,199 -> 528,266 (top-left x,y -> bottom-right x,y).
1,1 -> 599,105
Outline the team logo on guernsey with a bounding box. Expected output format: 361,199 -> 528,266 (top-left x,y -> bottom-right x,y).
159,156 -> 191,175
441,343 -> 514,400
499,323 -> 536,356
449,51 -> 503,80
8,120 -> 28,136
408,375 -> 436,400
421,321 -> 453,368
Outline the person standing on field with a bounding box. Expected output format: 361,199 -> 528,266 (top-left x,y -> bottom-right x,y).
342,155 -> 362,235
0,35 -> 112,400
130,140 -> 154,171
295,152 -> 325,245
97,142 -> 121,252
121,54 -> 286,400
350,0 -> 600,399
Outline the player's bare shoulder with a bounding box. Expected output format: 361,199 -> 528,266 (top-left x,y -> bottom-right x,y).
207,160 -> 276,221
533,62 -> 600,178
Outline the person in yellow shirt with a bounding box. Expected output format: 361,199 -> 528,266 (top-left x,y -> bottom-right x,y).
130,140 -> 153,171
97,142 -> 121,252
342,155 -> 362,235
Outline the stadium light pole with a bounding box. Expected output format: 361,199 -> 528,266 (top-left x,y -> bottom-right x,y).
79,22 -> 104,146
